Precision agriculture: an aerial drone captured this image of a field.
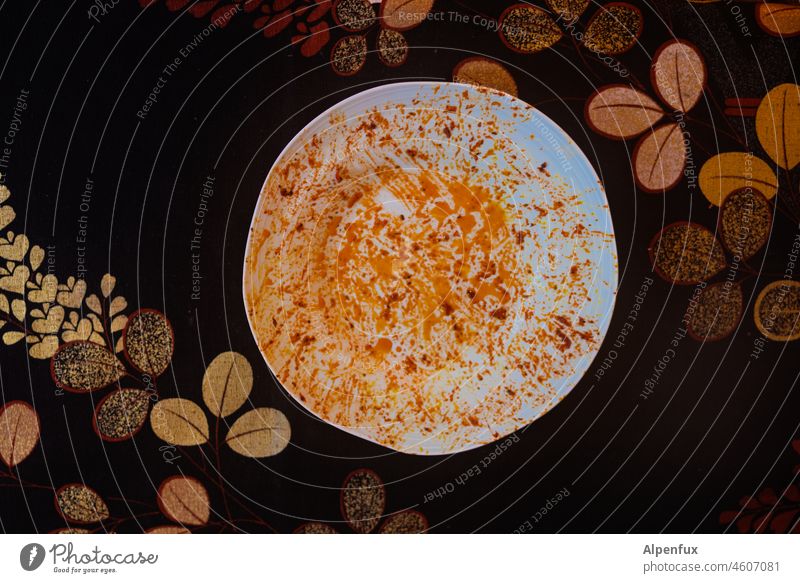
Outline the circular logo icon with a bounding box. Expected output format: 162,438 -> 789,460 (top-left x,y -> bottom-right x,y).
20,543 -> 45,571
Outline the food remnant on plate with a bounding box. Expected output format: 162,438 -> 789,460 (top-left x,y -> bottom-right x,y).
244,84 -> 616,454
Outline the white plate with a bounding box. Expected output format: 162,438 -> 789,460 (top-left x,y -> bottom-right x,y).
243,82 -> 617,455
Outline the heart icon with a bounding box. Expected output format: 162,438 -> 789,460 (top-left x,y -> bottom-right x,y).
28,274 -> 58,304
0,234 -> 29,262
31,305 -> 64,334
56,278 -> 87,309
62,318 -> 93,343
28,334 -> 59,359
0,205 -> 15,231
0,265 -> 29,294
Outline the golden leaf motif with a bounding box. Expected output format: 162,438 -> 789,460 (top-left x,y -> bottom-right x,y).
756,83 -> 800,171
150,398 -> 209,446
123,310 -> 173,376
202,351 -> 253,418
0,206 -> 15,231
31,305 -> 64,334
0,234 -> 29,262
110,315 -> 127,333
51,341 -> 126,393
55,484 -> 110,524
28,274 -> 58,304
109,296 -> 127,317
2,331 -> 24,345
62,318 -> 93,343
0,185 -> 9,204
756,4 -> 800,38
0,265 -> 30,294
11,298 -> 25,321
698,152 -> 778,206
157,476 -> 210,526
0,401 -> 40,467
28,245 -> 44,271
100,274 -> 116,298
29,335 -> 59,359
85,294 -> 102,314
225,408 -> 290,458
56,278 -> 87,309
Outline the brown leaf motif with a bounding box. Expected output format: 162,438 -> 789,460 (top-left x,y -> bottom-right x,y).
633,122 -> 686,192
0,401 -> 40,467
157,476 -> 210,526
651,40 -> 706,112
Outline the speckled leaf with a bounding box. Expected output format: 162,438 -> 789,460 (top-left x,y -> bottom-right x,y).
649,223 -> 726,285
94,389 -> 150,441
150,398 -> 209,446
0,401 -> 40,467
123,309 -> 174,376
294,522 -> 338,534
341,469 -> 385,533
582,2 -> 642,55
687,282 -> 743,341
585,85 -> 664,139
652,40 -> 706,112
225,408 -> 290,458
452,57 -> 518,97
202,352 -> 253,418
756,83 -> 800,170
380,0 -> 434,31
51,341 -> 126,393
379,510 -> 429,533
498,4 -> 562,54
333,0 -> 375,31
545,0 -> 589,22
331,35 -> 367,76
55,484 -> 110,524
157,476 -> 210,526
376,29 -> 408,67
719,188 -> 772,259
633,123 -> 686,192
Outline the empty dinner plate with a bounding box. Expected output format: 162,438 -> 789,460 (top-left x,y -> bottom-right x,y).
244,81 -> 617,455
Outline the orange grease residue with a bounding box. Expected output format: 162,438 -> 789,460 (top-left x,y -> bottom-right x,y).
333,169 -> 516,345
